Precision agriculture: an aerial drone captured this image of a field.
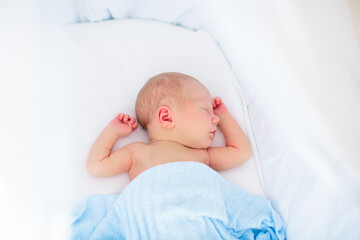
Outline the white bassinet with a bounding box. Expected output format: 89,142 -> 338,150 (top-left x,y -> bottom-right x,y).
1,1 -> 359,239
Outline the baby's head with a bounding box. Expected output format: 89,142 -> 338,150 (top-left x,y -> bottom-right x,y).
136,72 -> 219,149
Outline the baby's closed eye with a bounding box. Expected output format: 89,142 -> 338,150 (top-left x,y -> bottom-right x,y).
202,107 -> 214,114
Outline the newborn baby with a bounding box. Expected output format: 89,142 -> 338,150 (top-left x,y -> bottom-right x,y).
75,73 -> 286,239
86,72 -> 252,180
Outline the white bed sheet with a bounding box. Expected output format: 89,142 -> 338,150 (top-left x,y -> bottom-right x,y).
54,19 -> 266,209
75,0 -> 360,239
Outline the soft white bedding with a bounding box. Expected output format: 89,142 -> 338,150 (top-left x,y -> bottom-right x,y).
73,1 -> 360,239
57,19 -> 266,208
2,1 -> 358,239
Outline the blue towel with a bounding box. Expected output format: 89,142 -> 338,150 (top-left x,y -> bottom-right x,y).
71,162 -> 286,239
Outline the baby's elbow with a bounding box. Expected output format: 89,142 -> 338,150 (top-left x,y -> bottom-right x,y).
246,146 -> 253,160
86,160 -> 102,177
86,162 -> 96,176
238,146 -> 252,164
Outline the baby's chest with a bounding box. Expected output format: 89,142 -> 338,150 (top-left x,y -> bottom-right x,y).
130,148 -> 208,179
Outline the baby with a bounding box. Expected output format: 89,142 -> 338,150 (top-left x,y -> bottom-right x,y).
86,72 -> 252,180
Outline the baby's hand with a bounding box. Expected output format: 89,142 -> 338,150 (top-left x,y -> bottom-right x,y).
110,113 -> 138,137
212,96 -> 228,118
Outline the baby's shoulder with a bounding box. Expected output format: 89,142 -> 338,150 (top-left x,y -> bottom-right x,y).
125,142 -> 148,160
127,141 -> 147,151
127,141 -> 158,155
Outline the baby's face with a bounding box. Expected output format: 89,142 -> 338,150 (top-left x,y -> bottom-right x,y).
174,83 -> 219,149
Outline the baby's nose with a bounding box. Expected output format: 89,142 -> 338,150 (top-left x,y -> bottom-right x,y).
212,114 -> 220,125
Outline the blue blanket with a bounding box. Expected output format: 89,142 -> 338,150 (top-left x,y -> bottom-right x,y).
72,162 -> 286,239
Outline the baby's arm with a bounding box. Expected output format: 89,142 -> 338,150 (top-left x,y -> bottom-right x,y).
86,113 -> 138,177
207,97 -> 252,171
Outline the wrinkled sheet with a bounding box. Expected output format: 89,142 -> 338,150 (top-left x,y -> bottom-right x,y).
72,162 -> 285,240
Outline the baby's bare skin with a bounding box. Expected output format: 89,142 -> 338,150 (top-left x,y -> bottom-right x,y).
127,141 -> 209,180
86,76 -> 252,180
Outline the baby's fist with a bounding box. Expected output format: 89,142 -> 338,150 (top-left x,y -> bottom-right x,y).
110,113 -> 138,136
212,96 -> 228,118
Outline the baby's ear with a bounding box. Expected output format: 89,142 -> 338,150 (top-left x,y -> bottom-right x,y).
157,106 -> 174,129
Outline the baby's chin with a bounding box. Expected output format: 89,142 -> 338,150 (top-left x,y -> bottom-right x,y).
187,140 -> 212,149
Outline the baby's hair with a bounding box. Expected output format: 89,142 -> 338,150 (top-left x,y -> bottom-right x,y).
135,72 -> 200,129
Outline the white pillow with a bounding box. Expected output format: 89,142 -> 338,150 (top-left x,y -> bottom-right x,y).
55,19 -> 266,208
